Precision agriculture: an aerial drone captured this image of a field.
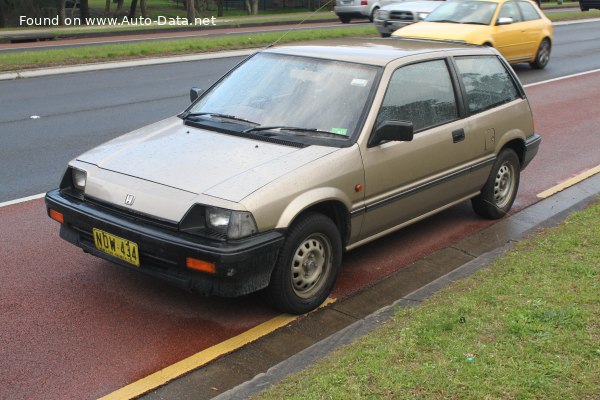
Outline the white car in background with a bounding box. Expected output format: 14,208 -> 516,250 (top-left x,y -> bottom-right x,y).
335,0 -> 382,23
374,0 -> 445,37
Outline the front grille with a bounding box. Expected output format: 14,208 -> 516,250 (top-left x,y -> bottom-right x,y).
390,11 -> 414,21
84,196 -> 179,232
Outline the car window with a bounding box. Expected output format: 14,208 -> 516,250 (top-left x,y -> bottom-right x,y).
498,2 -> 522,22
190,53 -> 379,141
455,56 -> 520,115
376,60 -> 458,132
518,1 -> 541,20
426,1 -> 498,25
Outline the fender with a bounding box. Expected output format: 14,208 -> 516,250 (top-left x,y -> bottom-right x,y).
275,187 -> 354,230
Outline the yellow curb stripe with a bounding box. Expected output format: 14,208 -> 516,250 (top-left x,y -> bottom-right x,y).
537,165 -> 600,199
98,297 -> 336,400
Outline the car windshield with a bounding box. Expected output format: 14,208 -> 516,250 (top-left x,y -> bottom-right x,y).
187,52 -> 379,142
425,1 -> 498,25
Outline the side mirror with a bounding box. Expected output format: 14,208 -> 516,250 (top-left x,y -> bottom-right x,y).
190,87 -> 204,102
368,120 -> 414,147
496,17 -> 514,25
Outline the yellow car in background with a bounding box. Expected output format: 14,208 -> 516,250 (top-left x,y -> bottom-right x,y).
392,0 -> 553,68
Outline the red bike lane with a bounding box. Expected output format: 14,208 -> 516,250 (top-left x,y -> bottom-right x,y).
1,71 -> 599,400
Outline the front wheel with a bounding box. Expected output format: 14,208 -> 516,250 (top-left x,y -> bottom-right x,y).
471,149 -> 520,219
339,16 -> 351,23
530,38 -> 551,70
265,212 -> 342,314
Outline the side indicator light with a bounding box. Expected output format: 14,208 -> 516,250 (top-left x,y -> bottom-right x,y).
49,209 -> 64,224
186,257 -> 216,274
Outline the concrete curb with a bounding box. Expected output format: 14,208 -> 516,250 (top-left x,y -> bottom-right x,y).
215,172 -> 600,400
1,17 -> 598,82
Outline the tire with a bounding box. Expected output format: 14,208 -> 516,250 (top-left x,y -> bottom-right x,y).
265,212 -> 342,314
339,16 -> 351,23
580,1 -> 589,11
471,148 -> 520,220
380,33 -> 391,38
530,38 -> 551,70
369,7 -> 379,22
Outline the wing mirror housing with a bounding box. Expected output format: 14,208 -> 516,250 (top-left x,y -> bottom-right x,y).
190,87 -> 204,102
496,17 -> 514,25
368,120 -> 414,147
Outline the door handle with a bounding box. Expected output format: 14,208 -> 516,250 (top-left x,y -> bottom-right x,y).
452,128 -> 465,143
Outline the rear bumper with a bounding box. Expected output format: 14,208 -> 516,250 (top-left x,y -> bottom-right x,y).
334,6 -> 370,17
45,189 -> 285,297
522,133 -> 541,170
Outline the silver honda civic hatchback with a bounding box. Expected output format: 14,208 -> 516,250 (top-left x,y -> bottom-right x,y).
46,38 -> 540,314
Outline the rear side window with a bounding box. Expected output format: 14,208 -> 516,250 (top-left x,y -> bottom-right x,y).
455,56 -> 520,114
376,60 -> 458,132
518,1 -> 542,20
497,1 -> 522,22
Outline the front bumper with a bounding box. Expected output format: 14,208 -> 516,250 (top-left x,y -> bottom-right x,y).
45,189 -> 285,297
374,19 -> 413,35
522,133 -> 541,170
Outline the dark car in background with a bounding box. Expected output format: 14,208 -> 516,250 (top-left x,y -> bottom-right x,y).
579,0 -> 600,10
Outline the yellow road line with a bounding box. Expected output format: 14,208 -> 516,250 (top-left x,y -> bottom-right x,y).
537,165 -> 600,199
99,297 -> 336,400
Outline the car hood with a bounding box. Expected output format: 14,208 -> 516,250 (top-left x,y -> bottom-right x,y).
393,21 -> 489,43
77,117 -> 338,203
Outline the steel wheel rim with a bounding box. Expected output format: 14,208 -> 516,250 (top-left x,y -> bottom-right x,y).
290,233 -> 332,299
538,40 -> 550,66
494,161 -> 516,209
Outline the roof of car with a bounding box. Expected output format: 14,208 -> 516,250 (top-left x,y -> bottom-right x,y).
264,37 -> 493,66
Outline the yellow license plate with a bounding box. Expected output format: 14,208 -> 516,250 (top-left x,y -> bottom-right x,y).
93,228 -> 140,267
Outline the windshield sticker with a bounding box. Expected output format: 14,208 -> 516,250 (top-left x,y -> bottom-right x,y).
351,78 -> 368,87
330,128 -> 349,136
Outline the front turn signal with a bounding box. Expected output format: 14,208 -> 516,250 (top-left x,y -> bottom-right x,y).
49,209 -> 64,224
186,257 -> 216,274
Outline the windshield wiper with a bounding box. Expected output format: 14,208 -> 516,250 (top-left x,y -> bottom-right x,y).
462,21 -> 489,25
180,111 -> 259,126
428,19 -> 459,23
243,126 -> 345,137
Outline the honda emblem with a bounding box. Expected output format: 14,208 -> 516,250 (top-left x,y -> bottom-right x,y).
124,194 -> 135,206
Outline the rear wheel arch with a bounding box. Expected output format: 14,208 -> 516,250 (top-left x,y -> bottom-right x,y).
502,139 -> 526,169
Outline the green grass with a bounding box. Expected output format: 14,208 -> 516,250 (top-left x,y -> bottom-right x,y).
255,200 -> 600,400
0,26 -> 376,72
548,9 -> 600,20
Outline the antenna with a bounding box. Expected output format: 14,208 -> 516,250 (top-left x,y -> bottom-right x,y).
265,0 -> 336,49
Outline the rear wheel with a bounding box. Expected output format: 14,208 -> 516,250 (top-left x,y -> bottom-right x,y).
380,33 -> 391,38
530,38 -> 551,69
369,7 -> 379,22
339,16 -> 351,23
471,149 -> 520,219
580,1 -> 589,10
265,212 -> 342,314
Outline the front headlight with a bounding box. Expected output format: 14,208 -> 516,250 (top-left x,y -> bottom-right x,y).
181,205 -> 258,240
72,168 -> 87,192
376,10 -> 388,19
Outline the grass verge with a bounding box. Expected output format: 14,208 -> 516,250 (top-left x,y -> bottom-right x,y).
549,9 -> 600,20
255,200 -> 600,400
0,26 -> 376,72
